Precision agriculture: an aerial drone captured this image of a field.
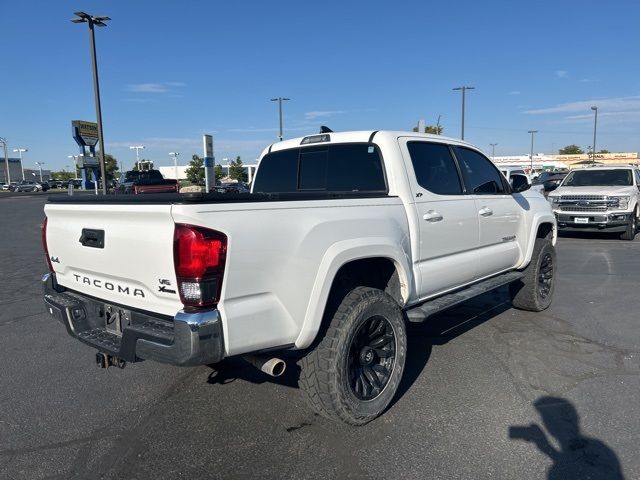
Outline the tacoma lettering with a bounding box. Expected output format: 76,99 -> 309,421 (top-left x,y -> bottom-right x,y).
72,274 -> 144,298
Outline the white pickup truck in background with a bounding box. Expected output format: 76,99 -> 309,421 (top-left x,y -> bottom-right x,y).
548,165 -> 640,240
42,130 -> 557,425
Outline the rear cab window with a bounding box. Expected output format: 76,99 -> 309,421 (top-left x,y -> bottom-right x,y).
406,142 -> 463,195
253,143 -> 387,193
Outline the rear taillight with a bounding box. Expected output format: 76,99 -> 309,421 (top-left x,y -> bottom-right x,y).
41,217 -> 53,273
173,224 -> 227,309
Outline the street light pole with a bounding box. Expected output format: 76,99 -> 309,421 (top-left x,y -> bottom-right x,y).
489,143 -> 498,161
129,145 -> 144,170
35,161 -> 45,182
528,130 -> 538,173
591,106 -> 598,164
270,97 -> 290,141
453,86 -> 475,140
13,148 -> 27,180
72,11 -> 110,195
68,155 -> 80,179
0,138 -> 10,184
169,152 -> 180,181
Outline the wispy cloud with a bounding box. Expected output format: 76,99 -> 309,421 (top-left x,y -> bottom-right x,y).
304,110 -> 346,120
125,82 -> 186,93
580,77 -> 598,83
524,96 -> 640,115
555,70 -> 568,78
507,90 -> 521,96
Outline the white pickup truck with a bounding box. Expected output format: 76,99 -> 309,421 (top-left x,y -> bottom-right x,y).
548,165 -> 640,240
42,131 -> 557,425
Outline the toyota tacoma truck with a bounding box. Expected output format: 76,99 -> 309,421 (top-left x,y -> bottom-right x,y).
548,165 -> 640,240
41,131 -> 557,425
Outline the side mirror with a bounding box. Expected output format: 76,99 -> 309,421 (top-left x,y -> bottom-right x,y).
511,174 -> 530,193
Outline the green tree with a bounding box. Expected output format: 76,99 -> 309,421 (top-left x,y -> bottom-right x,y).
185,154 -> 204,185
52,170 -> 75,181
412,125 -> 443,135
229,156 -> 247,182
214,164 -> 224,183
104,154 -> 119,181
597,149 -> 610,154
558,145 -> 584,155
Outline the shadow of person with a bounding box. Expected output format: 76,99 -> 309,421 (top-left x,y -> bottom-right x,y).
510,396 -> 624,479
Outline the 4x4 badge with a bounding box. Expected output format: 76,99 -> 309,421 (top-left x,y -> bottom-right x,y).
51,256 -> 60,263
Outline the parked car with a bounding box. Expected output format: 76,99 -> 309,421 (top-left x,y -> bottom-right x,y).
10,181 -> 38,192
116,169 -> 179,194
0,182 -> 7,191
42,130 -> 557,425
548,165 -> 640,240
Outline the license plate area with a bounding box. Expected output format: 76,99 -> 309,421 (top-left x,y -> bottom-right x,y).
574,217 -> 589,224
103,303 -> 131,336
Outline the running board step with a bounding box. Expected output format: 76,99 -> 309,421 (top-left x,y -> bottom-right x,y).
405,270 -> 524,322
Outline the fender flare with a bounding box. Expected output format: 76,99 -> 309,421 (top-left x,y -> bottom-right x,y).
294,238 -> 412,349
518,212 -> 557,269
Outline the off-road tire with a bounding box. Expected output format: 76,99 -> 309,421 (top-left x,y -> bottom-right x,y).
299,287 -> 406,426
620,208 -> 638,241
510,238 -> 556,311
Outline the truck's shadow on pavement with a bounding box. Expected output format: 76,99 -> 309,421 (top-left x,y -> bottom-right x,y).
510,396 -> 625,479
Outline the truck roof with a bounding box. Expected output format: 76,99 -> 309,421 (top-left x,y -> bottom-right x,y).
571,164 -> 638,171
264,130 -> 476,157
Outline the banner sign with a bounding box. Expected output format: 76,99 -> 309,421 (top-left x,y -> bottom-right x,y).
72,120 -> 99,147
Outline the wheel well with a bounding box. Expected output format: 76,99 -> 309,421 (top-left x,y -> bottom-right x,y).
319,258 -> 402,334
536,222 -> 554,240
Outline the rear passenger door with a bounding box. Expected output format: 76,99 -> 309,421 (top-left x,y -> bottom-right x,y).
400,140 -> 480,298
453,146 -> 522,276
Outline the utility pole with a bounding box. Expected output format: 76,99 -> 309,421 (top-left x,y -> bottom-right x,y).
591,106 -> 598,164
270,97 -> 290,141
13,148 -> 27,180
489,143 -> 498,161
72,11 -> 110,194
452,86 -> 475,140
0,138 -> 9,184
528,130 -> 538,173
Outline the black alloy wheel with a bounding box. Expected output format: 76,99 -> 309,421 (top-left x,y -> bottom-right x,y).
347,315 -> 396,401
537,252 -> 554,299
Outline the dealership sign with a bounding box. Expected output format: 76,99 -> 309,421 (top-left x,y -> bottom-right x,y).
72,120 -> 99,147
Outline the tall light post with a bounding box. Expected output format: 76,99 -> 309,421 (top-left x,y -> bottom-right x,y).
0,137 -> 10,184
72,11 -> 110,195
489,143 -> 498,161
35,161 -> 45,182
169,152 -> 180,181
591,106 -> 598,164
129,145 -> 144,170
13,148 -> 27,180
68,155 -> 80,179
528,130 -> 538,173
270,97 -> 290,141
452,86 -> 475,140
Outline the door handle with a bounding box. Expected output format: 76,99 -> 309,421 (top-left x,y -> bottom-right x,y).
423,210 -> 444,222
478,207 -> 493,217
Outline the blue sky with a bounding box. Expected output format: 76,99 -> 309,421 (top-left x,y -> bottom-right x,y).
1,0 -> 639,172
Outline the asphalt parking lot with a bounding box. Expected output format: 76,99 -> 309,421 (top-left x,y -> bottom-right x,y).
1,195 -> 639,480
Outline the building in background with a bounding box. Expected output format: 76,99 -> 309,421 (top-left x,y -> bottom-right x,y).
492,152 -> 638,172
1,158 -> 23,183
159,163 -> 258,183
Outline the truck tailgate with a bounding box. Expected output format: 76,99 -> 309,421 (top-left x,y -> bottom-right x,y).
44,203 -> 182,317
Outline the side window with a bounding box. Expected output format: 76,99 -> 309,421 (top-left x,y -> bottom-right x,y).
455,147 -> 507,194
635,170 -> 640,186
407,142 -> 463,195
252,149 -> 298,192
